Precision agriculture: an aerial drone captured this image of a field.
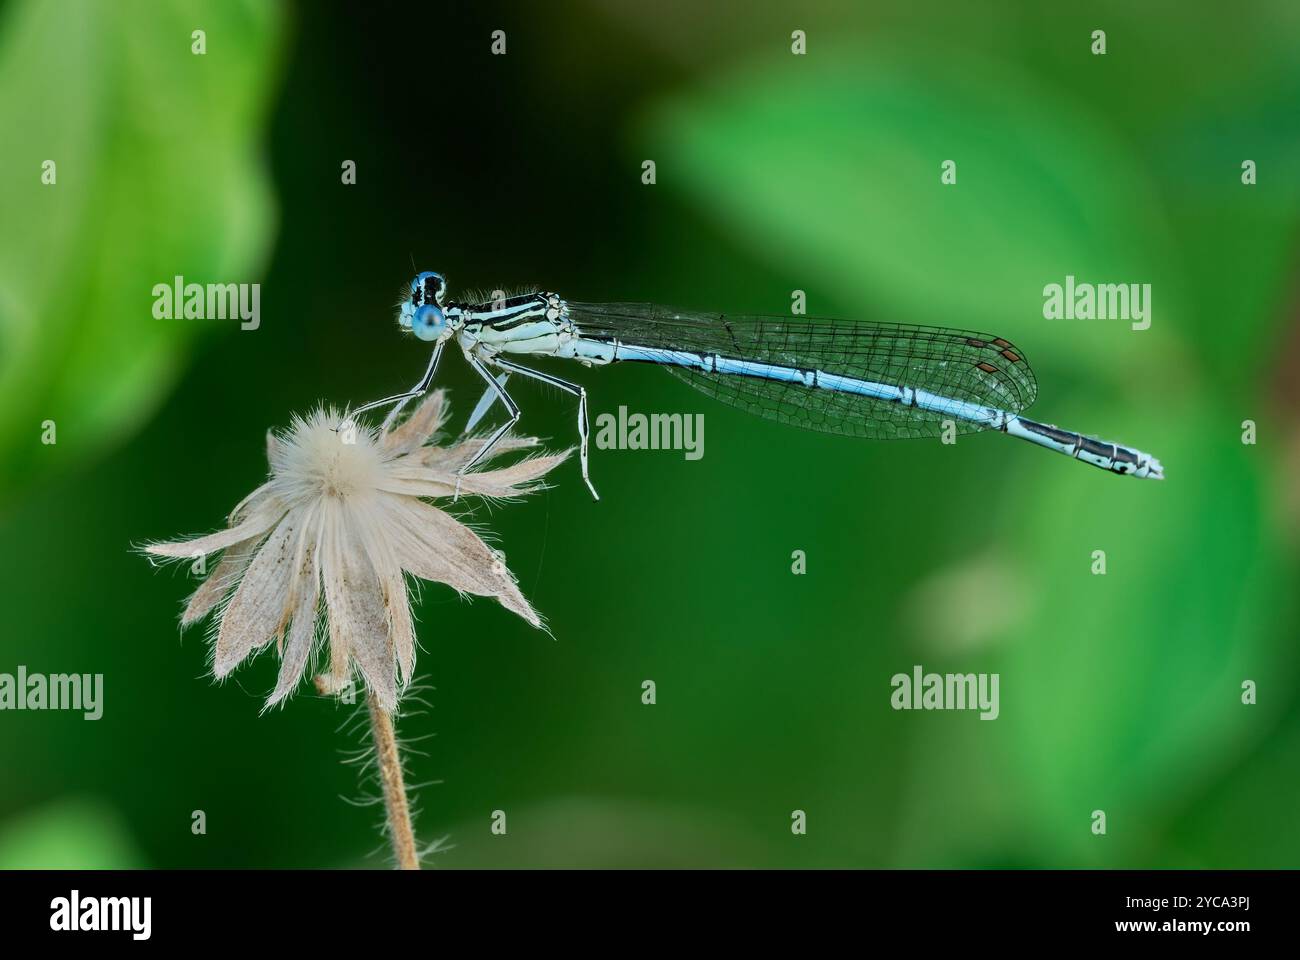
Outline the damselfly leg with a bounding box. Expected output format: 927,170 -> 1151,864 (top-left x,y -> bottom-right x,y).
456,352 -> 521,500
342,341 -> 446,432
464,372 -> 510,435
489,357 -> 598,500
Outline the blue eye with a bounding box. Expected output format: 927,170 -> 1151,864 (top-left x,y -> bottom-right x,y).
412,304 -> 446,342
410,270 -> 445,307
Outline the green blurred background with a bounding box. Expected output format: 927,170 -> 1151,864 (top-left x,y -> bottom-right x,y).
1,0 -> 1298,868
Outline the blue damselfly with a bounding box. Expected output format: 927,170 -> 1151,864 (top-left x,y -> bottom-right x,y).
348,272 -> 1164,499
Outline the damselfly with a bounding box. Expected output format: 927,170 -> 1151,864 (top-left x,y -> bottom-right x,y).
348,271 -> 1164,499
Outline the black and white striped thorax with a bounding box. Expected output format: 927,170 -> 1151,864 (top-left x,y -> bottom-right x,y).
447,291 -> 572,335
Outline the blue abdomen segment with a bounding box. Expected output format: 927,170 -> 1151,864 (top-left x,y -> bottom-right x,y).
610,342 -> 1004,429
604,342 -> 1162,479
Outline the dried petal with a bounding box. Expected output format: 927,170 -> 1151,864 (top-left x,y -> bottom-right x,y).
321,501 -> 396,709
147,500 -> 284,559
181,536 -> 261,627
213,511 -> 300,677
449,451 -> 571,498
377,450 -> 570,500
381,497 -> 540,627
420,433 -> 537,470
229,481 -> 278,524
266,505 -> 322,707
380,390 -> 448,457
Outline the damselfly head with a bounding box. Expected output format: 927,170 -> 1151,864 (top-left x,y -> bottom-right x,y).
398,270 -> 447,333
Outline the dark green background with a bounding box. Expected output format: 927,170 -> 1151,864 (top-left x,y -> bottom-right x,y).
1,0 -> 1297,868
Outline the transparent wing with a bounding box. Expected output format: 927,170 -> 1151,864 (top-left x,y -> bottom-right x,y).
567,303 -> 1038,440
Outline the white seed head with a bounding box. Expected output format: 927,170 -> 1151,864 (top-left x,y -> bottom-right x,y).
146,391 -> 568,712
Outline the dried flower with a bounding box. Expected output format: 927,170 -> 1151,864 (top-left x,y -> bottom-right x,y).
145,391 -> 566,711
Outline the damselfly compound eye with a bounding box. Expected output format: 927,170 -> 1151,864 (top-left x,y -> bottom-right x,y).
409,270 -> 445,308
412,304 -> 446,342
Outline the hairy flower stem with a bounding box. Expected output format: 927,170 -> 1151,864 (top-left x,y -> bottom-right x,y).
367,692 -> 419,870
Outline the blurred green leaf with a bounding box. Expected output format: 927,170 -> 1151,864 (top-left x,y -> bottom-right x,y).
437,797 -> 779,869
1149,83 -> 1300,390
1001,404 -> 1293,862
1163,702 -> 1300,868
886,405 -> 1294,867
0,797 -> 145,869
0,0 -> 283,499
